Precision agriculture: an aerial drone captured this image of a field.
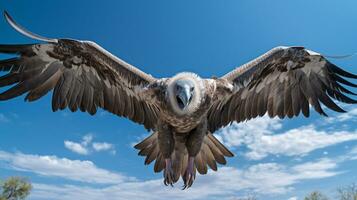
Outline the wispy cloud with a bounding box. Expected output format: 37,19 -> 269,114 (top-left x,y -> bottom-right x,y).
64,134 -> 115,155
347,145 -> 357,160
288,197 -> 298,200
0,151 -> 128,184
325,107 -> 357,123
215,115 -> 282,148
92,142 -> 116,155
217,115 -> 357,160
291,158 -> 339,179
245,125 -> 357,160
64,141 -> 89,155
82,134 -> 93,146
29,157 -> 341,200
2,144 -> 354,200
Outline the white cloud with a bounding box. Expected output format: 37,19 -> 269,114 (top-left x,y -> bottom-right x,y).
291,158 -> 339,179
0,151 -> 127,184
28,158 -> 340,200
348,146 -> 357,160
329,107 -> 357,122
287,197 -> 298,200
217,115 -> 357,160
0,146 -> 347,200
82,134 -> 93,146
217,115 -> 282,148
64,134 -> 115,155
92,142 -> 114,152
245,125 -> 357,160
92,142 -> 116,155
64,141 -> 89,155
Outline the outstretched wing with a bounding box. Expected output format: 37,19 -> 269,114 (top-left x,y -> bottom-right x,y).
208,46 -> 357,132
0,12 -> 159,130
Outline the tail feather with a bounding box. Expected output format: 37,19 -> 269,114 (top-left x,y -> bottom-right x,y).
194,132 -> 234,174
204,135 -> 228,165
171,148 -> 185,182
207,133 -> 234,157
180,153 -> 189,177
134,132 -> 157,150
134,131 -> 234,182
201,143 -> 217,171
145,143 -> 159,165
134,132 -> 160,165
154,153 -> 165,172
194,151 -> 208,174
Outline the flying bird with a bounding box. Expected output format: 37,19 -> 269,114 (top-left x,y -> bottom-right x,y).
1,11 -> 357,189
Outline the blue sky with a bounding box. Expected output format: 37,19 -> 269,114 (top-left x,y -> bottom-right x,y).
0,1 -> 357,199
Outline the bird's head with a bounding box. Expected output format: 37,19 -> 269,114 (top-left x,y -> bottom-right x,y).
167,72 -> 204,115
174,79 -> 195,110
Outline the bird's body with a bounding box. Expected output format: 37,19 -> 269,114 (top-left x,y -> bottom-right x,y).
1,12 -> 357,188
135,72 -> 234,187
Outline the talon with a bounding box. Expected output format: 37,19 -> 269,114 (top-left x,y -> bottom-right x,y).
163,158 -> 174,187
182,156 -> 195,189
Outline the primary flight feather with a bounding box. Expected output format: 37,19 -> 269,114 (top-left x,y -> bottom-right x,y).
1,11 -> 356,189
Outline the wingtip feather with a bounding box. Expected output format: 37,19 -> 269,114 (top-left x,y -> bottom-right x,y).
3,11 -> 58,43
328,62 -> 357,79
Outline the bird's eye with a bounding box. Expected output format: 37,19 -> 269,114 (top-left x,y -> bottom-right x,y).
190,87 -> 194,92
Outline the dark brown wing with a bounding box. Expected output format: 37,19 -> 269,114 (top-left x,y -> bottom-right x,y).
0,12 -> 159,130
208,46 -> 357,132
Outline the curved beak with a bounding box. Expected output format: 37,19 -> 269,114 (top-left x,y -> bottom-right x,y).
177,87 -> 192,109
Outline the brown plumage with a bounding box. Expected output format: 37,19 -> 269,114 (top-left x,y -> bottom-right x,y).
207,47 -> 357,133
134,131 -> 233,174
1,12 -> 357,189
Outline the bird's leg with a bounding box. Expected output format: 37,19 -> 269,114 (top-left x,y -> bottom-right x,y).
182,156 -> 195,189
183,119 -> 207,189
157,121 -> 175,186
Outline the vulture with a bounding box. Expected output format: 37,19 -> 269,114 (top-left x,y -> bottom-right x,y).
1,11 -> 357,189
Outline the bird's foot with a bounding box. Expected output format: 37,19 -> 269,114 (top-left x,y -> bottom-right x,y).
182,157 -> 195,190
163,158 -> 174,186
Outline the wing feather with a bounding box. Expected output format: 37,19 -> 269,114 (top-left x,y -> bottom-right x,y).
0,13 -> 158,130
209,46 -> 357,132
